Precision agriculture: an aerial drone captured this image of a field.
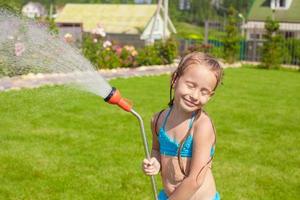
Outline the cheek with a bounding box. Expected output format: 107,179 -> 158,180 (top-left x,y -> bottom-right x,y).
200,95 -> 210,104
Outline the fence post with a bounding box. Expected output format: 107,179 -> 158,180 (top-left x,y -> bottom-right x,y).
204,20 -> 209,45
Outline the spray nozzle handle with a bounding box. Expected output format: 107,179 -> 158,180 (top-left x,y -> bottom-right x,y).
104,87 -> 133,112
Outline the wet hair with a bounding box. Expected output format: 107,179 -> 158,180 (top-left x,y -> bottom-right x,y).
169,52 -> 224,177
168,52 -> 224,107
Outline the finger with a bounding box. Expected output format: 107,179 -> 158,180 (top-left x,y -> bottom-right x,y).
144,167 -> 155,173
143,163 -> 153,169
150,157 -> 157,164
145,166 -> 155,171
143,158 -> 151,166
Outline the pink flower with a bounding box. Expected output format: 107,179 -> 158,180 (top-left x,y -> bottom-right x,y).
91,24 -> 106,37
113,45 -> 122,56
131,50 -> 138,57
103,40 -> 112,48
124,45 -> 135,52
64,33 -> 73,43
15,42 -> 25,57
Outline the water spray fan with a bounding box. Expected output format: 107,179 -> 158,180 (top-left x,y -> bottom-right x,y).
104,87 -> 158,200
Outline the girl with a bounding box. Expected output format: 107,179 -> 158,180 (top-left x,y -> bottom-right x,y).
142,52 -> 223,200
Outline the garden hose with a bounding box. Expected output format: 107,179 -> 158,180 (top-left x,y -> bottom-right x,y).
104,87 -> 159,200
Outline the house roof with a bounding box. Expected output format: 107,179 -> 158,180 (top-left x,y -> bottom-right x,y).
248,0 -> 300,23
55,4 -> 157,34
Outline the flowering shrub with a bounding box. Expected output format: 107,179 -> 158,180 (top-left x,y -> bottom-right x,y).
82,30 -> 178,69
82,34 -> 103,66
136,44 -> 161,66
157,38 -> 178,64
97,48 -> 121,69
82,34 -> 141,69
120,46 -> 138,68
136,38 -> 178,66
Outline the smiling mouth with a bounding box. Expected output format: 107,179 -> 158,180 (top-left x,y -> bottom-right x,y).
183,98 -> 197,107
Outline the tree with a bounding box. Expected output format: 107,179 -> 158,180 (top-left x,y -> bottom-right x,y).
261,17 -> 283,69
223,6 -> 240,63
0,0 -> 22,12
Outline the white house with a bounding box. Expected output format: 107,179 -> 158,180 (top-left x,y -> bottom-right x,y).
22,2 -> 47,19
243,0 -> 300,40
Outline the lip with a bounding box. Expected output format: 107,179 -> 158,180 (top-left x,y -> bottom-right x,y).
183,98 -> 197,107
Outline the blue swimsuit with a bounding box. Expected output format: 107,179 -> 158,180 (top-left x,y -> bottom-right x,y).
157,107 -> 220,200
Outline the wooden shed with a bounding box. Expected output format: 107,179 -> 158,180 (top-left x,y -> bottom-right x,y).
55,4 -> 176,47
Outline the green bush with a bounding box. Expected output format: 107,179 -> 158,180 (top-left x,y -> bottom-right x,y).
136,44 -> 162,66
157,38 -> 178,64
97,49 -> 121,69
119,47 -> 138,68
82,35 -> 103,67
283,38 -> 300,65
136,38 -> 178,66
261,17 -> 283,69
210,46 -> 224,59
223,6 -> 240,63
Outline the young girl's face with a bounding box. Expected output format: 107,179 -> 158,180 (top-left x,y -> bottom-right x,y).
173,64 -> 217,113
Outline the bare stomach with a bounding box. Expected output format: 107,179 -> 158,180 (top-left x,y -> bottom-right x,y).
161,156 -> 216,200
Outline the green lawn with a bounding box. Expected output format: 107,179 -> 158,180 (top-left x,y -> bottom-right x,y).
174,22 -> 226,40
0,68 -> 299,199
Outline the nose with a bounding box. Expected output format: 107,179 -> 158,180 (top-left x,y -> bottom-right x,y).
190,90 -> 200,100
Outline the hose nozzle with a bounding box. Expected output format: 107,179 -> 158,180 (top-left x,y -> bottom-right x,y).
104,87 -> 132,112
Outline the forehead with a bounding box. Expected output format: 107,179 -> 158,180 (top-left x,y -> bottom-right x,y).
180,64 -> 217,89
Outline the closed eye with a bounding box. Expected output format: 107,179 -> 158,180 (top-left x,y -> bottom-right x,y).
200,88 -> 212,95
186,81 -> 196,88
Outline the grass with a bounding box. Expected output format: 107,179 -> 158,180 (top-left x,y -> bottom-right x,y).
174,22 -> 226,41
0,67 -> 299,199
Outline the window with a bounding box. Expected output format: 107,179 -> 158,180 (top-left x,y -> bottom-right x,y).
279,0 -> 286,7
134,0 -> 152,3
61,23 -> 81,27
179,0 -> 191,10
250,33 -> 260,40
284,31 -> 295,39
271,0 -> 291,9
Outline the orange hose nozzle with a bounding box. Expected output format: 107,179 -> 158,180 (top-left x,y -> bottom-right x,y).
104,87 -> 133,112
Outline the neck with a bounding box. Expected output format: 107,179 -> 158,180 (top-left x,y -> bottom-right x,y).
170,103 -> 196,123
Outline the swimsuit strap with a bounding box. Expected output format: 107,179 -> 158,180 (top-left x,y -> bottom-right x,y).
177,109 -> 200,176
188,111 -> 197,129
154,109 -> 165,136
162,106 -> 172,130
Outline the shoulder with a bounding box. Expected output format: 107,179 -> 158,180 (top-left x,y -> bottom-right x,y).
193,111 -> 215,143
151,109 -> 166,125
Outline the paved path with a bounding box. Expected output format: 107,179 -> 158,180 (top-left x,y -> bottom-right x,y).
0,60 -> 249,92
0,64 -> 178,92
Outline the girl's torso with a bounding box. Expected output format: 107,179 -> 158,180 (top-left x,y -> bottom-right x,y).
160,156 -> 216,200
157,107 -> 217,199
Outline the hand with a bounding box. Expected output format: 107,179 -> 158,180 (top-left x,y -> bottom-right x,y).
142,157 -> 160,176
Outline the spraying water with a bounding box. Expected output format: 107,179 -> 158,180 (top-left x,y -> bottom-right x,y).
0,8 -> 159,199
0,8 -> 112,98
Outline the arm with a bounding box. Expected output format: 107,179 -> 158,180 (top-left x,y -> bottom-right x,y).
168,116 -> 215,200
142,112 -> 162,176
